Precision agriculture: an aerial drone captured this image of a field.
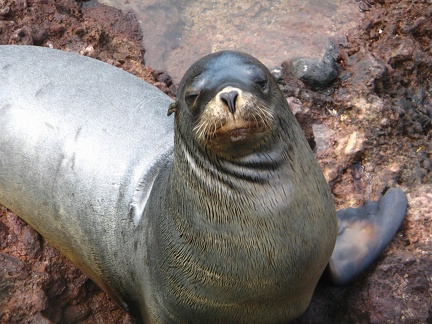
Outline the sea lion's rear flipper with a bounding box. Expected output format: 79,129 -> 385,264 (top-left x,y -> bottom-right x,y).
328,188 -> 408,286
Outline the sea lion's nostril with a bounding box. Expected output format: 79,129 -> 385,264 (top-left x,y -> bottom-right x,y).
220,90 -> 239,114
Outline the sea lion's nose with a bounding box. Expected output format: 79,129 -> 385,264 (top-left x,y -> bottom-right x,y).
220,90 -> 239,114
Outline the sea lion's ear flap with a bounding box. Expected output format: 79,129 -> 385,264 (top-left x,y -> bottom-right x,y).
167,102 -> 178,116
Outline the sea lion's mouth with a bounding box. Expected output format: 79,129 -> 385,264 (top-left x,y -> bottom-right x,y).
209,122 -> 266,142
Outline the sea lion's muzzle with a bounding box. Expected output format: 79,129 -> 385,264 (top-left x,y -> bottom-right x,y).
191,86 -> 274,155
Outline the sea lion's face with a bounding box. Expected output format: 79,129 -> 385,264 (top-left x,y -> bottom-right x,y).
171,51 -> 284,157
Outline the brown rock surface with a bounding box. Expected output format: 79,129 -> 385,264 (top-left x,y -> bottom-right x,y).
0,0 -> 431,323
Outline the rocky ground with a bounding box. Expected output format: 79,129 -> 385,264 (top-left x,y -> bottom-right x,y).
0,0 -> 431,323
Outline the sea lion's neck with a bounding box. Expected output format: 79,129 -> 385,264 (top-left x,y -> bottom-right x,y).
172,130 -> 291,196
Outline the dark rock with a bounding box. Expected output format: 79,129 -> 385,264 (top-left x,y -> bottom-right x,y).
282,44 -> 340,90
12,26 -> 34,44
0,252 -> 29,280
152,70 -> 173,86
31,26 -> 48,45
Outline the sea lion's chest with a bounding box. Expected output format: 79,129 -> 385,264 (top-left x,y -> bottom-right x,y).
143,167 -> 336,322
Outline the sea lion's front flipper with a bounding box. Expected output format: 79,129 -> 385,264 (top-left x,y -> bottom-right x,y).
328,188 -> 408,286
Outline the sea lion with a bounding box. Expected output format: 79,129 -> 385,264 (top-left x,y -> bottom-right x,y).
0,45 -> 407,322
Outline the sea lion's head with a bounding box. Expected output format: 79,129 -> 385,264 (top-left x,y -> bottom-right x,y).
169,51 -> 288,158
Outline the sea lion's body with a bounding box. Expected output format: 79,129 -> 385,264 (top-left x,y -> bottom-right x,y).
0,45 -> 174,314
0,46 -> 407,322
147,51 -> 337,322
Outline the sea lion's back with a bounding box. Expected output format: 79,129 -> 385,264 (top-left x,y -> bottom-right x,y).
0,45 -> 173,305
